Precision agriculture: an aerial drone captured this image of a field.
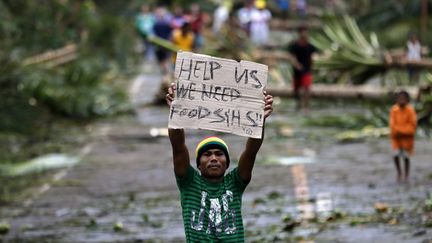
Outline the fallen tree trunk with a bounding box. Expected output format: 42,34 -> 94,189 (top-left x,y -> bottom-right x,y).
23,44 -> 78,67
384,59 -> 432,69
267,84 -> 418,100
256,50 -> 432,70
270,19 -> 322,30
255,48 -> 432,70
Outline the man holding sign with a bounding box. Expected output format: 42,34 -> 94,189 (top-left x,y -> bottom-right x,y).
166,51 -> 273,242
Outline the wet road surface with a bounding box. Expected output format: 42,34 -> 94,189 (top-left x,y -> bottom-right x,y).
1,62 -> 432,242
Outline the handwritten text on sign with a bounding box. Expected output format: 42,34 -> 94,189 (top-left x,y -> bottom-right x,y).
168,51 -> 268,138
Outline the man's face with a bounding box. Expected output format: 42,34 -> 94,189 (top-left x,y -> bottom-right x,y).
299,29 -> 308,40
198,149 -> 227,179
141,5 -> 149,13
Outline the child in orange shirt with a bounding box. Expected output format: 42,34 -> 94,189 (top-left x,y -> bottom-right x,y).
389,91 -> 417,183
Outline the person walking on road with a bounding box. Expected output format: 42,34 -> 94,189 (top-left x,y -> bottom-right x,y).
250,0 -> 272,46
166,83 -> 273,242
135,4 -> 155,61
187,3 -> 207,49
288,26 -> 317,113
389,90 -> 417,183
406,32 -> 422,83
153,6 -> 173,75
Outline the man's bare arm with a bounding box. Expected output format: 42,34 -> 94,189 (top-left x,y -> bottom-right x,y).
237,92 -> 273,182
289,54 -> 303,70
166,83 -> 190,177
169,128 -> 190,177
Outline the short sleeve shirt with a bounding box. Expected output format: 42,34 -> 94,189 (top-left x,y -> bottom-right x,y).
288,42 -> 317,76
176,166 -> 248,242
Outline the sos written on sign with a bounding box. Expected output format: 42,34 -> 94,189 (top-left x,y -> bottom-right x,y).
168,51 -> 268,139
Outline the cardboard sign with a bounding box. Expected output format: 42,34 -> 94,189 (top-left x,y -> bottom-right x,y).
168,51 -> 268,138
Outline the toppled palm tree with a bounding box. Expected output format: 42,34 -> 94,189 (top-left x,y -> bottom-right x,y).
311,15 -> 432,85
311,16 -> 383,84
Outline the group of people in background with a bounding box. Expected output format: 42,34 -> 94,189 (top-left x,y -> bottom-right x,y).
135,1 -> 281,73
135,4 -> 209,74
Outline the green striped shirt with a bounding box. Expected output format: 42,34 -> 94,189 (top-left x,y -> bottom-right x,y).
176,166 -> 248,242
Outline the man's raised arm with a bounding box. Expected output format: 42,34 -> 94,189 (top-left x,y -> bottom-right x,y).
237,91 -> 273,183
166,83 -> 190,177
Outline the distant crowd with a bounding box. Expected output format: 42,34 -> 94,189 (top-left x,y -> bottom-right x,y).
135,3 -> 209,74
135,1 -> 292,74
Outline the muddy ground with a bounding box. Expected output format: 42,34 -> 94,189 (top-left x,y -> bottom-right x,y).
1,63 -> 432,243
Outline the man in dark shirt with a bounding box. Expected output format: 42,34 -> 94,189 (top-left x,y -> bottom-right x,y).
288,26 -> 317,112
